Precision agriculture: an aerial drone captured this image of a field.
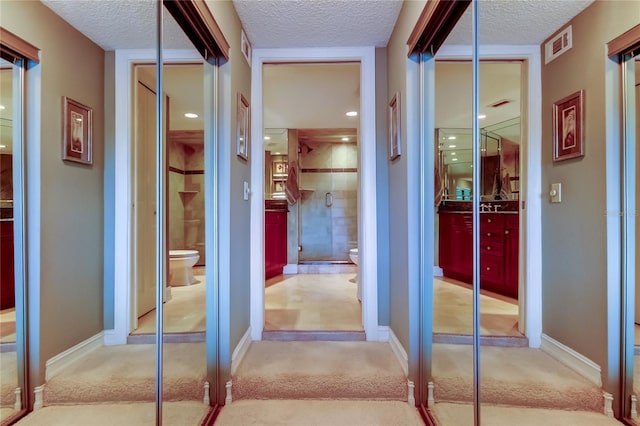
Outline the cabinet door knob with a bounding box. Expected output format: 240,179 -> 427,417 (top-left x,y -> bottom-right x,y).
505,230 -> 509,235
486,232 -> 492,237
486,246 -> 491,251
487,218 -> 492,223
486,266 -> 491,271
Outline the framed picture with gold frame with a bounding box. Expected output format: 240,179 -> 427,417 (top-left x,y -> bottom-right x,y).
553,90 -> 584,162
237,92 -> 250,160
62,96 -> 93,165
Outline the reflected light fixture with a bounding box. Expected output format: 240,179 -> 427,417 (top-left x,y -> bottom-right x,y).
341,137 -> 349,142
448,136 -> 456,140
452,158 -> 458,161
184,112 -> 199,118
0,145 -> 5,149
0,105 -> 5,110
264,136 -> 271,140
345,111 -> 358,117
448,144 -> 456,148
478,114 -> 486,119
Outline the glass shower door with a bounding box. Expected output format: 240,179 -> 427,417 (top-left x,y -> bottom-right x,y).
298,131 -> 358,262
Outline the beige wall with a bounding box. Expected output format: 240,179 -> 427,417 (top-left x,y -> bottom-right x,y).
1,1 -> 105,388
205,0 -> 252,383
385,0 -> 427,353
541,0 -> 640,403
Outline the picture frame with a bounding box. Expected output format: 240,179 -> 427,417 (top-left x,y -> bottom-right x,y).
236,93 -> 250,160
553,90 -> 584,162
62,96 -> 93,165
272,161 -> 288,177
240,28 -> 252,67
388,92 -> 401,160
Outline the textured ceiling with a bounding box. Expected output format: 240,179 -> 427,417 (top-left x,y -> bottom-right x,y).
232,0 -> 403,48
41,0 -> 194,50
444,0 -> 594,45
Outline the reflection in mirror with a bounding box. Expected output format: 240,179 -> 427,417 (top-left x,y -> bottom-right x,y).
0,56 -> 23,424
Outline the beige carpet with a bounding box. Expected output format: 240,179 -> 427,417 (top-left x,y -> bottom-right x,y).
16,401 -> 208,426
432,402 -> 622,426
44,343 -> 206,404
1,351 -> 17,407
215,400 -> 423,425
0,308 -> 16,343
433,344 -> 603,412
232,341 -> 407,401
264,274 -> 362,331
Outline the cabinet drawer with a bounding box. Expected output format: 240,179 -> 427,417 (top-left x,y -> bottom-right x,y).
480,257 -> 504,283
481,241 -> 504,256
480,214 -> 504,231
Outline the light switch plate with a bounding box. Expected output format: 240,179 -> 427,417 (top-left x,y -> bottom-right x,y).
550,183 -> 561,203
243,181 -> 250,201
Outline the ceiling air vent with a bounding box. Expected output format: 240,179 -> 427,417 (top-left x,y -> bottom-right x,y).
545,25 -> 572,64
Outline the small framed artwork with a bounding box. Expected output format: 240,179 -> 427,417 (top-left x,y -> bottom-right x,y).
388,92 -> 401,160
272,161 -> 288,176
273,180 -> 285,193
62,96 -> 93,165
553,90 -> 584,162
240,28 -> 252,67
237,93 -> 250,160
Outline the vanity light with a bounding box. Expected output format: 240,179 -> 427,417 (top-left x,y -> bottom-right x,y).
345,111 -> 358,117
264,136 -> 271,140
448,144 -> 457,148
184,112 -> 199,118
450,152 -> 456,156
452,158 -> 458,161
448,136 -> 456,140
341,137 -> 349,142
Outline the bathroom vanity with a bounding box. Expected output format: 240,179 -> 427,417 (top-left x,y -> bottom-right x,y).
265,199 -> 288,279
438,200 -> 519,299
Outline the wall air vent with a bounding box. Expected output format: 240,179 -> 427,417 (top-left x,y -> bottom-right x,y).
545,25 -> 572,64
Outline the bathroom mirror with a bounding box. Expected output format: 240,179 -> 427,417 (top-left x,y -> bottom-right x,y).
437,117 -> 520,202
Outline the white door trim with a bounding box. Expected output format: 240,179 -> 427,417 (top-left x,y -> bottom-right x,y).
436,45 -> 542,347
250,47 -> 379,341
111,49 -> 202,345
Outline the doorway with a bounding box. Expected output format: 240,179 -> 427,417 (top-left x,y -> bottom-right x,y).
130,63 -> 207,338
250,48 -> 379,341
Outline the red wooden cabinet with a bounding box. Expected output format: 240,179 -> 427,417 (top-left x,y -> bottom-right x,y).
265,201 -> 288,280
0,221 -> 15,309
438,212 -> 518,299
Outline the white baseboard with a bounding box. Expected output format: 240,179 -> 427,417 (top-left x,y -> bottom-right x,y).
377,326 -> 390,342
283,264 -> 298,274
388,327 -> 409,377
46,331 -> 104,381
433,266 -> 443,277
540,333 -> 602,387
231,327 -> 252,375
103,329 -> 118,346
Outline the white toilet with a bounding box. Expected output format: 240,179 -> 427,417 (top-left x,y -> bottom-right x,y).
169,249 -> 200,286
349,248 -> 359,265
349,248 -> 361,301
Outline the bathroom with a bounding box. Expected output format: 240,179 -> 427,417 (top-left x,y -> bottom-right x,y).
262,63 -> 363,335
131,64 -> 206,336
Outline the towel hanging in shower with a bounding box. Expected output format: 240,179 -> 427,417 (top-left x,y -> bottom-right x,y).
285,160 -> 300,205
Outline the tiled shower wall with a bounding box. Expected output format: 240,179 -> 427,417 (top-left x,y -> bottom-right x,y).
169,141 -> 205,266
298,141 -> 358,262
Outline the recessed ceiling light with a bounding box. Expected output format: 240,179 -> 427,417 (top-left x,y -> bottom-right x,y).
341,137 -> 349,142
452,158 -> 458,161
448,136 -> 456,140
264,136 -> 271,140
184,112 -> 199,119
450,152 -> 456,156
478,114 -> 486,119
346,111 -> 358,117
448,144 -> 456,148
